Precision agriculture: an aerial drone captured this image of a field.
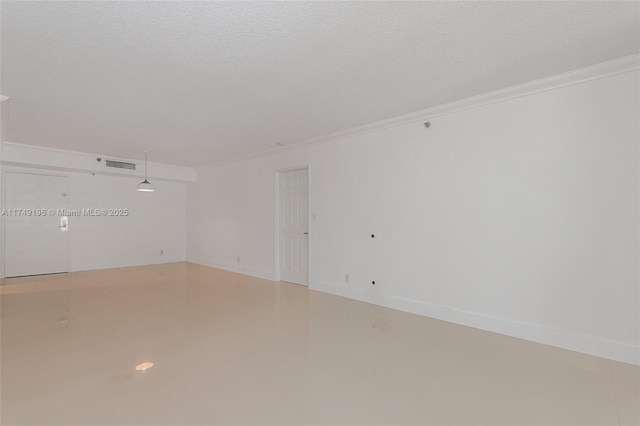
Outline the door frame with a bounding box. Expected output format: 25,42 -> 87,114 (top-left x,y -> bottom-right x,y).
1,168 -> 71,278
274,165 -> 310,285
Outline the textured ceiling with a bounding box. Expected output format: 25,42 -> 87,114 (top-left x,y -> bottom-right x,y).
1,1 -> 639,167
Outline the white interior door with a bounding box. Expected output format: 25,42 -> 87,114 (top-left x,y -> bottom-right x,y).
3,172 -> 70,277
279,168 -> 309,285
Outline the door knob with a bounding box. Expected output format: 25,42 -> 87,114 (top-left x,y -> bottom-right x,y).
303,232 -> 309,235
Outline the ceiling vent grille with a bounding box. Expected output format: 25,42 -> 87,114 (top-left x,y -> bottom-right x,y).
105,160 -> 136,170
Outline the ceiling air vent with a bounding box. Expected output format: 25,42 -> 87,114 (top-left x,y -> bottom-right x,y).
105,160 -> 136,170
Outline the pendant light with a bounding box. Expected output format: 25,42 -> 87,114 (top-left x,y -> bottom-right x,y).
137,151 -> 155,192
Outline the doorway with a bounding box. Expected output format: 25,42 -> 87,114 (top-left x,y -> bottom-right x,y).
278,168 -> 309,286
3,171 -> 70,277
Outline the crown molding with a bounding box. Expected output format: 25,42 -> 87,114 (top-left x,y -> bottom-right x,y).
1,141 -> 192,169
1,141 -> 197,182
205,54 -> 640,169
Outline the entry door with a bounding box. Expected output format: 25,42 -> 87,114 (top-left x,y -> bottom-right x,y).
3,172 -> 70,277
279,168 -> 309,285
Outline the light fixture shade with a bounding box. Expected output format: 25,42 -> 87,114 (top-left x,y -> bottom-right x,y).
138,150 -> 155,192
137,179 -> 155,192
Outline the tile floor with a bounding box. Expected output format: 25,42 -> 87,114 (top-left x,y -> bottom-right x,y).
0,262 -> 638,425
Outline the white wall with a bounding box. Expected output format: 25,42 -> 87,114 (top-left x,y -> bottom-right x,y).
67,170 -> 186,271
2,165 -> 187,273
187,69 -> 640,364
0,100 -> 7,265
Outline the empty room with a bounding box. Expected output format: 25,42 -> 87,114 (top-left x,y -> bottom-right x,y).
0,1 -> 638,425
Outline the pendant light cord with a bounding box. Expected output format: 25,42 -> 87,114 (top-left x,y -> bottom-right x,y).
144,150 -> 148,180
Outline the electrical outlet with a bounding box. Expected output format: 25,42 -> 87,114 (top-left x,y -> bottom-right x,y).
345,274 -> 350,283
237,255 -> 240,263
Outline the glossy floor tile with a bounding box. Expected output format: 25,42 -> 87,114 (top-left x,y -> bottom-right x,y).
1,262 -> 638,425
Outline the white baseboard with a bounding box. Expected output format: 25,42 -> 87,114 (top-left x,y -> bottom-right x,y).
310,280 -> 639,366
72,256 -> 185,272
309,279 -> 369,303
187,257 -> 276,281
